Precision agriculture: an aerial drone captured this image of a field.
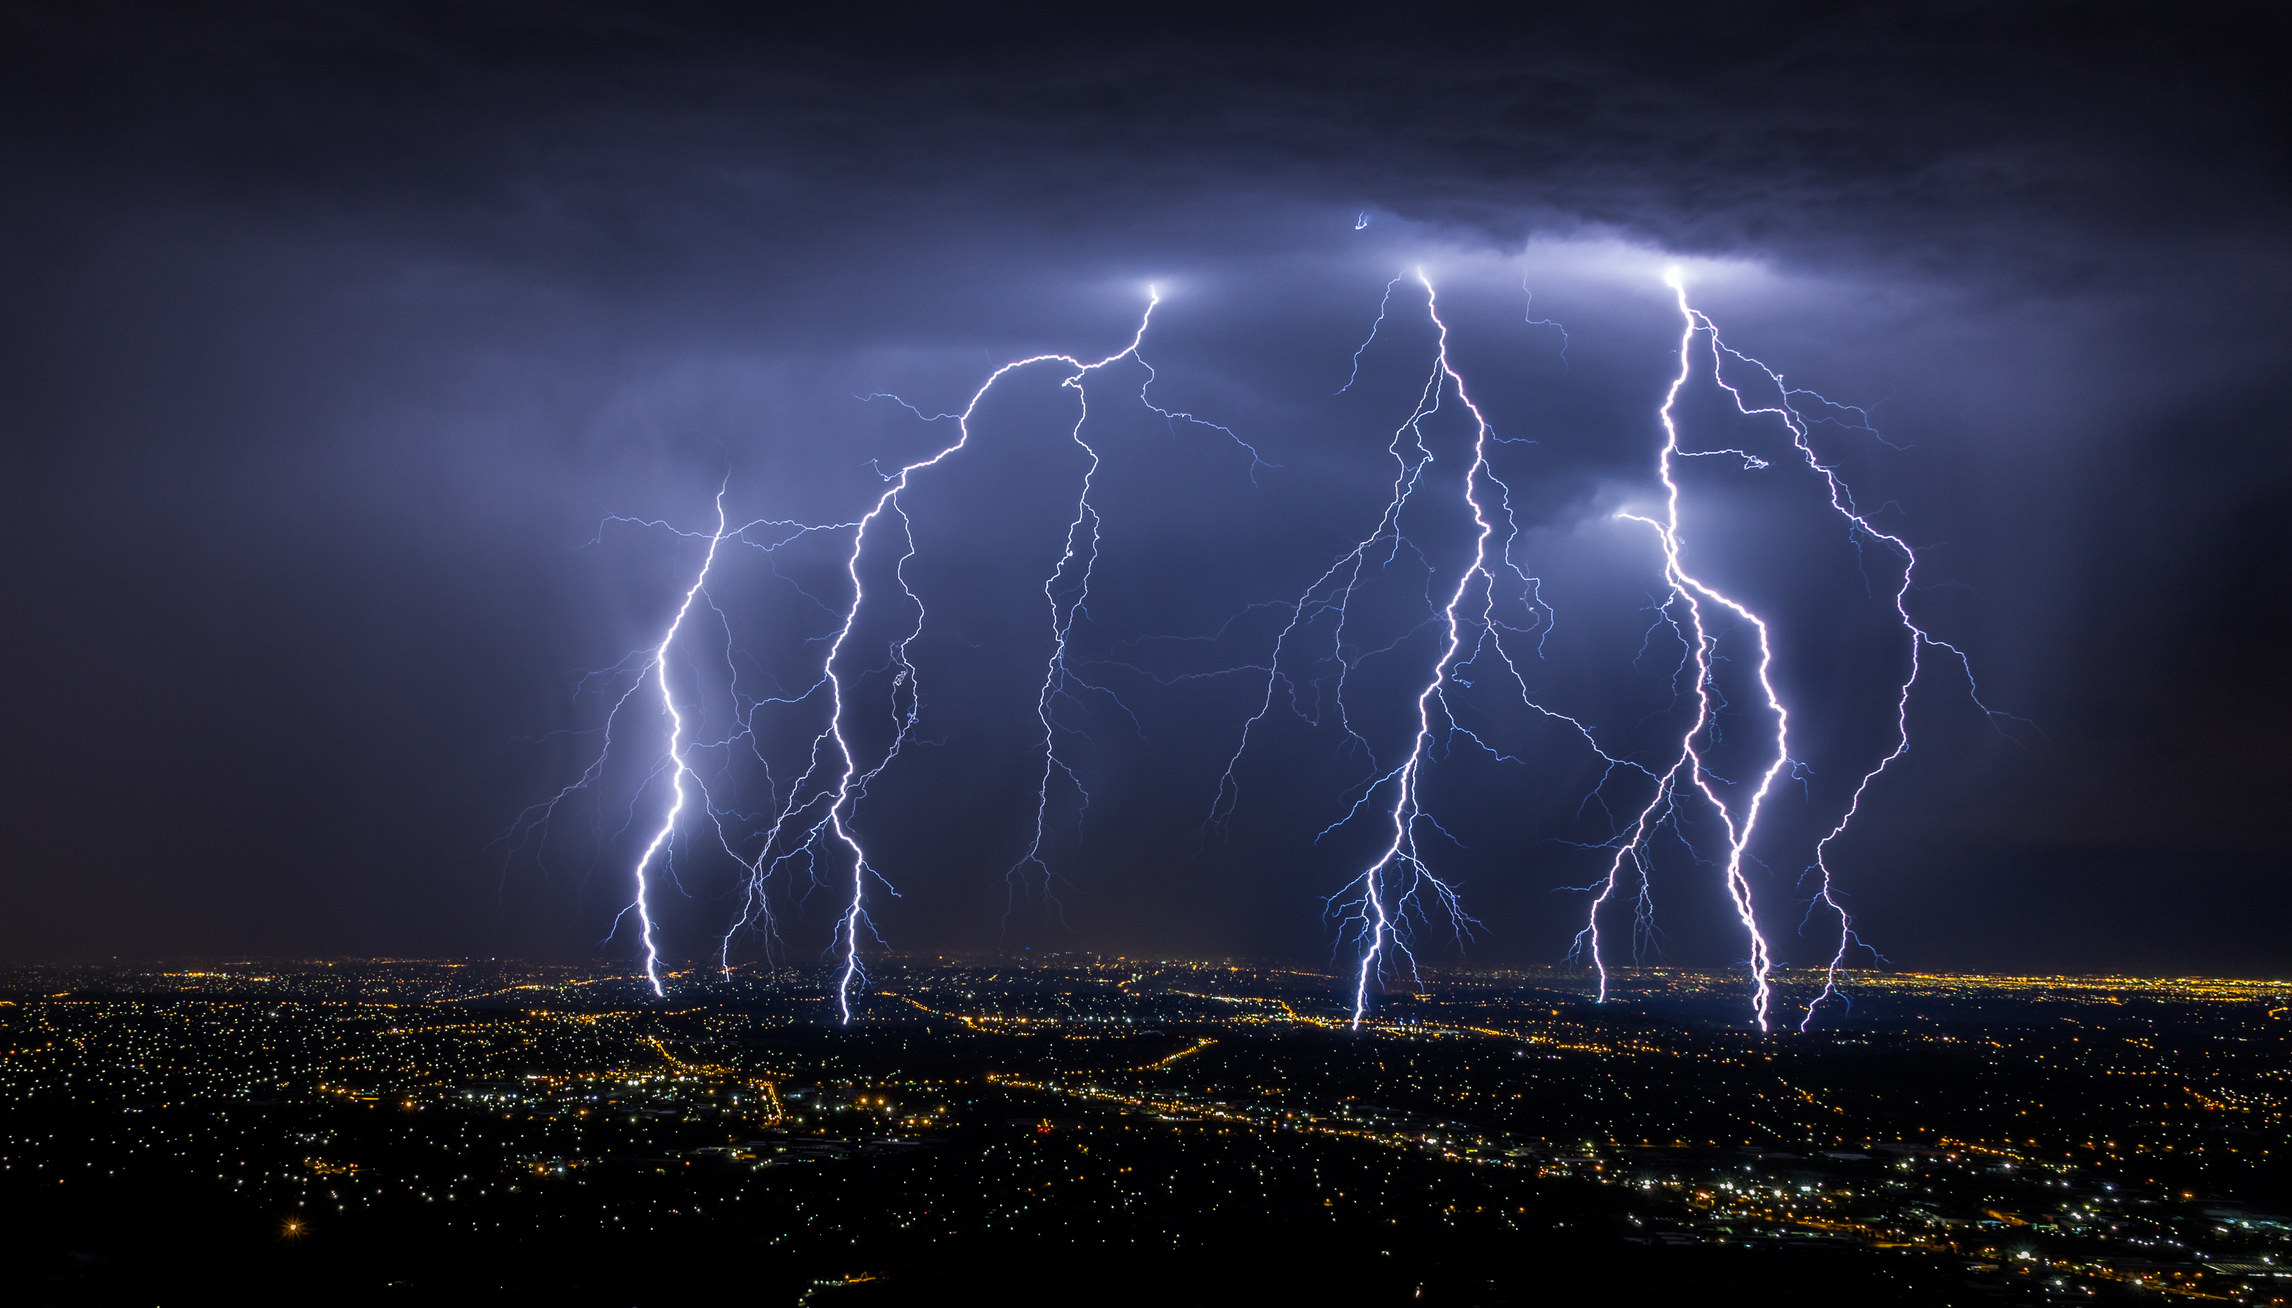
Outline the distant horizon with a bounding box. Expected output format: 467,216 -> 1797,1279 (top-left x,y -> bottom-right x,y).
10,953 -> 2290,988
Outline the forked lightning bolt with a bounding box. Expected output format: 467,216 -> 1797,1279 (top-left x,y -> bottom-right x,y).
1007,293 -> 1265,908
1569,270 -> 1790,1029
621,492 -> 731,995
1212,270 -> 1637,1028
1327,274 -> 1503,1026
1570,269 -> 2003,1030
718,290 -> 1252,1022
505,489 -> 736,997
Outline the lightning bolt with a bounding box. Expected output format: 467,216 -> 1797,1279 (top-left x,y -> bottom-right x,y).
1327,273 -> 1502,1026
505,487 -> 891,998
1007,292 -> 1265,911
717,289 -> 1254,1022
612,491 -> 733,995
1210,270 -> 1637,1028
1523,275 -> 1570,369
1571,269 -> 1790,1030
1571,268 -> 2006,1031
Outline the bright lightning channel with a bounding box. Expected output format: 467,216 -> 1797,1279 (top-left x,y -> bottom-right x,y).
503,492 -> 864,998
721,289 -> 1254,1023
1007,292 -> 1265,909
1211,270 -> 1638,1028
1571,267 -> 2004,1031
1330,272 -> 1502,1027
620,491 -> 732,995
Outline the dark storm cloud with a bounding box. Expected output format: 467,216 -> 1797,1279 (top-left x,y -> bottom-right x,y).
14,2 -> 2285,298
1,1 -> 2286,976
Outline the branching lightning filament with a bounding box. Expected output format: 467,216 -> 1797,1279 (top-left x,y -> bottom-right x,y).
1211,271 -> 1641,1028
1570,269 -> 2003,1031
714,290 -> 1254,1023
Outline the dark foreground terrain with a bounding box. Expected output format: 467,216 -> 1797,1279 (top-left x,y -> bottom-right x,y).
3,958 -> 2289,1306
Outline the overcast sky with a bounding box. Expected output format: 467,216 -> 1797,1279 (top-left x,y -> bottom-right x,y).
3,2 -> 2287,985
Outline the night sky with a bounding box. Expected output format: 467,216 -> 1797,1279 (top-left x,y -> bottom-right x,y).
4,2 -> 2287,979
